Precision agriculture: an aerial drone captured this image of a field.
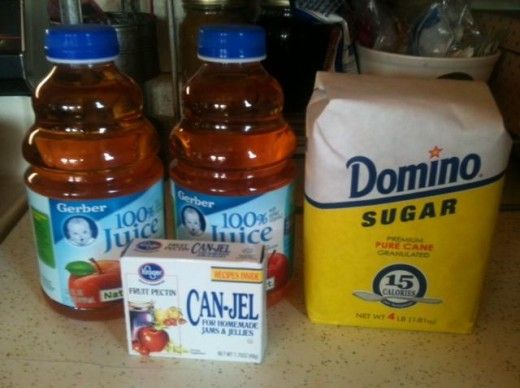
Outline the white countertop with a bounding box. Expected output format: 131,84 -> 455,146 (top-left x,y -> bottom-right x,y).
0,210 -> 518,387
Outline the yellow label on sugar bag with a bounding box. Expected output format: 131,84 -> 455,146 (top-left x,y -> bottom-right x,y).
304,73 -> 512,334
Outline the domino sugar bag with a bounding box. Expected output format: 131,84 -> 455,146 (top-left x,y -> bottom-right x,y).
304,72 -> 512,333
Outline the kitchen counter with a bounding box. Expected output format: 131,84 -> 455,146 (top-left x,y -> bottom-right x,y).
0,200 -> 519,387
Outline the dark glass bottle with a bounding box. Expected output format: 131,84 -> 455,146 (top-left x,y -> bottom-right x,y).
257,0 -> 340,115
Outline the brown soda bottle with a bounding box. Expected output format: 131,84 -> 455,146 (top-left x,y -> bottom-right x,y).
170,25 -> 296,306
23,25 -> 165,320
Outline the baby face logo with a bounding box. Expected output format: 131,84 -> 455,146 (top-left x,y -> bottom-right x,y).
64,216 -> 98,247
181,206 -> 206,237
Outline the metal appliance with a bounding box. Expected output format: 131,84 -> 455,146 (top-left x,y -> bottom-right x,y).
0,0 -> 48,241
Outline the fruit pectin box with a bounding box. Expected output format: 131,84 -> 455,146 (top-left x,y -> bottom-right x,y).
120,239 -> 267,363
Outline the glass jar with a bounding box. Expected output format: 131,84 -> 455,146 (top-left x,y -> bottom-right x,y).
179,0 -> 248,82
129,301 -> 155,340
257,0 -> 340,115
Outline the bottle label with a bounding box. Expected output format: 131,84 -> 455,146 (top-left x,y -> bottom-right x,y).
171,182 -> 294,292
27,180 -> 165,309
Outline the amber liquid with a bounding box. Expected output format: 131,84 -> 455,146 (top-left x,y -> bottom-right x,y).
170,62 -> 296,306
23,62 -> 163,320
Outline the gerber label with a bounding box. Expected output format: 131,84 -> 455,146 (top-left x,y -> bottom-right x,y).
171,182 -> 294,293
27,180 -> 165,309
304,73 -> 512,333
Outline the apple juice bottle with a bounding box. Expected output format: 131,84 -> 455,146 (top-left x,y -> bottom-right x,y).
23,25 -> 165,320
170,25 -> 296,306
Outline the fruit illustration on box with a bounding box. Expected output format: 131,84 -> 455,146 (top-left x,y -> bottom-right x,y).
66,258 -> 122,309
154,306 -> 187,328
267,251 -> 289,290
137,326 -> 169,352
130,304 -> 188,356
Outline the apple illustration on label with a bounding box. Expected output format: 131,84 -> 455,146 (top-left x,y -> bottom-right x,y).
132,340 -> 150,356
66,258 -> 122,309
267,251 -> 289,291
137,326 -> 169,353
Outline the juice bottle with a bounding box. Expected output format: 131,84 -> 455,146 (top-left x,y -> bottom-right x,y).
23,25 -> 165,320
170,25 -> 296,306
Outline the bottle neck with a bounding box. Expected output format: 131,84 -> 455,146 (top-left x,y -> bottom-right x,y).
49,60 -> 117,71
40,61 -> 122,91
184,4 -> 247,10
48,57 -> 117,67
198,57 -> 266,66
260,5 -> 292,18
198,60 -> 266,73
183,0 -> 248,12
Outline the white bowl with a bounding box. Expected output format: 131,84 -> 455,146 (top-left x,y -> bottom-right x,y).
356,43 -> 501,81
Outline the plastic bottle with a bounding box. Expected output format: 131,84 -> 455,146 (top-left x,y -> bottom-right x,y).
170,25 -> 297,306
23,25 -> 165,320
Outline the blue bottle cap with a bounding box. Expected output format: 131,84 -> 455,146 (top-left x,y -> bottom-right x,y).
45,24 -> 119,64
198,25 -> 266,63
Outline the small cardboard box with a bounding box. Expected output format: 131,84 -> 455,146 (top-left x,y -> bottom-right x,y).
121,239 -> 267,363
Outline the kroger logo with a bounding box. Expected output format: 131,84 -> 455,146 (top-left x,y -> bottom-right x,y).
136,240 -> 162,252
138,263 -> 164,283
